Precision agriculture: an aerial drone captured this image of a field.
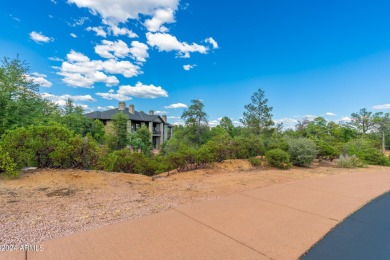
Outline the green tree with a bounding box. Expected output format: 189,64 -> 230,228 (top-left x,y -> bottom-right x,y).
181,99 -> 209,146
240,88 -> 274,134
129,125 -> 152,155
373,112 -> 390,153
0,56 -> 56,134
181,99 -> 208,126
108,112 -> 129,150
350,108 -> 375,134
218,116 -> 237,137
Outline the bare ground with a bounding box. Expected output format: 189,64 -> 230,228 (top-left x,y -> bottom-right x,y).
1,159 -> 388,245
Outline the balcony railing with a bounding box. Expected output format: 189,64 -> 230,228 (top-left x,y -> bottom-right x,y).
153,130 -> 161,135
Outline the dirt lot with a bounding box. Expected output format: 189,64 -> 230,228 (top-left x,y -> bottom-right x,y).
1,159 -> 387,245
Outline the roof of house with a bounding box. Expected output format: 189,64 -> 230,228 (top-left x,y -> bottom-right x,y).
85,108 -> 171,125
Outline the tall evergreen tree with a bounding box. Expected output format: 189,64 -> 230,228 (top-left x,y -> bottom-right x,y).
240,88 -> 274,134
350,108 -> 375,134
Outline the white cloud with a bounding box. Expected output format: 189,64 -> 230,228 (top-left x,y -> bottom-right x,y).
25,73 -> 52,88
164,103 -> 187,109
9,14 -> 20,22
97,82 -> 168,100
86,26 -> 107,37
129,41 -> 149,62
29,31 -> 53,43
49,57 -> 63,62
303,114 -> 317,121
373,104 -> 390,110
183,64 -> 196,71
325,112 -> 337,116
168,116 -> 180,119
118,82 -> 168,98
57,50 -> 141,88
146,32 -> 208,58
144,8 -> 175,32
104,21 -> 138,38
41,93 -> 96,107
50,0 -> 57,4
155,110 -> 168,115
94,40 -> 149,62
96,106 -> 115,110
70,33 -> 78,38
205,37 -> 218,49
96,89 -> 132,101
339,116 -> 352,122
95,40 -> 131,59
68,17 -> 90,27
274,118 -> 299,129
68,0 -> 179,25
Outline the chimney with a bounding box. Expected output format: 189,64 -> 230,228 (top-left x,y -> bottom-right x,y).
118,102 -> 126,111
162,115 -> 167,122
129,104 -> 134,114
149,110 -> 154,115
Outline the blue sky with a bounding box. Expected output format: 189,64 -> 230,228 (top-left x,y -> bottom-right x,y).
1,0 -> 390,128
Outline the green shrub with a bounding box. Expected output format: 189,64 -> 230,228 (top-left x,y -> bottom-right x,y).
337,154 -> 365,168
0,124 -> 72,168
265,148 -> 291,169
288,138 -> 318,167
342,139 -> 387,165
1,125 -> 101,170
0,145 -> 18,178
248,157 -> 262,167
231,135 -> 264,158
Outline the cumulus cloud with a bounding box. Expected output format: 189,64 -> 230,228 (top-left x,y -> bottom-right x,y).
205,37 -> 218,49
107,23 -> 138,38
97,82 -> 168,101
96,89 -> 132,101
86,26 -> 107,37
95,40 -> 131,59
94,40 -> 149,62
373,104 -> 390,110
144,8 -> 175,32
146,32 -> 208,58
118,82 -> 168,98
70,33 -> 77,38
29,31 -> 53,43
41,93 -> 96,106
25,73 -> 52,88
68,0 -> 179,25
57,50 -> 141,88
183,64 -> 196,71
325,112 -> 337,116
129,41 -> 149,62
164,103 -> 187,109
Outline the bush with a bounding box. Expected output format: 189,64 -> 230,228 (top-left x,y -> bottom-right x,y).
248,157 -> 262,167
265,148 -> 291,169
0,145 -> 18,178
288,138 -> 318,167
0,124 -> 73,168
1,125 -> 101,170
337,154 -> 365,168
342,139 -> 388,165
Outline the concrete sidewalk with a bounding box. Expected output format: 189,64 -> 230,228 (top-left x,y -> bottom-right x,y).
3,171 -> 390,260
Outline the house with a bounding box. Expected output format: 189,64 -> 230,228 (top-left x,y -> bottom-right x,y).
85,102 -> 173,149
